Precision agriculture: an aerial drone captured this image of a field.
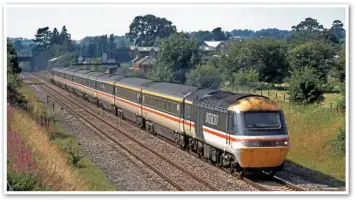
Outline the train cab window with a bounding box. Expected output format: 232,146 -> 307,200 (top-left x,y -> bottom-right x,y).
243,112 -> 281,129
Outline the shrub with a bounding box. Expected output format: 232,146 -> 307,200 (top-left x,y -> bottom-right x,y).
186,64 -> 222,89
7,168 -> 37,191
337,82 -> 346,112
64,140 -> 84,167
333,126 -> 346,156
288,66 -> 324,104
232,68 -> 259,88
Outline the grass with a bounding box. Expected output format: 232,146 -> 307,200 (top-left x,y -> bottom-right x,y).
51,123 -> 116,191
9,108 -> 88,191
282,103 -> 345,181
12,85 -> 116,191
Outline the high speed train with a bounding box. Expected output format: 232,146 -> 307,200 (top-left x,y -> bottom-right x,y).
50,67 -> 290,177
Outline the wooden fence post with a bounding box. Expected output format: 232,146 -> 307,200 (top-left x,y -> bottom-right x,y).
330,102 -> 332,110
268,91 -> 269,97
284,94 -> 286,102
276,93 -> 278,99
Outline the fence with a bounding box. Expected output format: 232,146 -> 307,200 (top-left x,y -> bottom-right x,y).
229,87 -> 342,111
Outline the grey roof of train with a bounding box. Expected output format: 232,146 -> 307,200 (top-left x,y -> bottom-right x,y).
97,73 -> 124,82
83,72 -> 104,80
117,77 -> 152,89
73,70 -> 91,76
143,82 -> 199,99
185,88 -> 218,102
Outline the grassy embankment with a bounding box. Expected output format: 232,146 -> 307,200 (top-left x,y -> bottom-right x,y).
224,86 -> 346,181
7,85 -> 116,191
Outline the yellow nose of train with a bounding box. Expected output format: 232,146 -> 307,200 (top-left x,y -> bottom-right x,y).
238,146 -> 289,168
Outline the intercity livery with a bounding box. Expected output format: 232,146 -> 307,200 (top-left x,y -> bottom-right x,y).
50,67 -> 290,177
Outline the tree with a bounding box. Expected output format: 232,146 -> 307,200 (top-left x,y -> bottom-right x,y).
33,27 -> 51,50
212,27 -> 226,41
330,20 -> 346,39
126,14 -> 177,46
108,34 -> 115,59
288,66 -> 324,104
186,64 -> 222,89
7,40 -> 26,106
148,32 -> 200,84
291,17 -> 324,32
287,41 -> 336,82
50,28 -> 61,45
215,39 -> 289,84
189,30 -> 213,44
60,26 -> 73,52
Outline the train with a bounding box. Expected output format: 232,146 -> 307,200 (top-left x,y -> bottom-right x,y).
50,67 -> 290,177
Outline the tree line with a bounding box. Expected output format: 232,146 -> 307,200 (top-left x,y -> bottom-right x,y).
123,15 -> 345,107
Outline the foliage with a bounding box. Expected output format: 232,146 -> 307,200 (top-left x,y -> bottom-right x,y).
288,66 -> 324,104
212,38 -> 289,84
186,64 -> 222,89
332,126 -> 346,156
7,168 -> 38,191
148,32 -> 200,84
336,82 -> 346,113
118,64 -> 146,78
232,68 -> 259,88
7,40 -> 27,107
126,14 -> 177,46
287,41 -> 336,82
211,27 -> 227,41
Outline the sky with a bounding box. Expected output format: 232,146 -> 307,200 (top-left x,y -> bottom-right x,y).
6,5 -> 347,40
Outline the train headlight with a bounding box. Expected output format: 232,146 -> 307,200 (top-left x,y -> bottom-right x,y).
284,141 -> 288,146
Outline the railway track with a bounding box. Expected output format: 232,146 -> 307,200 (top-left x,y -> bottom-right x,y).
25,73 -> 220,191
28,72 -> 306,192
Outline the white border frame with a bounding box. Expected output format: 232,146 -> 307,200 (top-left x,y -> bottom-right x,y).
2,1 -> 350,196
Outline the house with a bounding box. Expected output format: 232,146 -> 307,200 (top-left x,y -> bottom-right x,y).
200,41 -> 229,54
199,41 -> 231,63
132,56 -> 157,74
129,46 -> 160,73
129,46 -> 160,60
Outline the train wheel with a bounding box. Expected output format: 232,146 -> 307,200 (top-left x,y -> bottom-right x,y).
237,169 -> 245,179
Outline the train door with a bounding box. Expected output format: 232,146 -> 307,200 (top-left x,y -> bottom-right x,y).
182,102 -> 192,134
138,89 -> 143,116
195,105 -> 205,141
227,111 -> 234,146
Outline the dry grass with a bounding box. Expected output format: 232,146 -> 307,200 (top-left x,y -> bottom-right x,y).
282,103 -> 346,181
8,109 -> 89,191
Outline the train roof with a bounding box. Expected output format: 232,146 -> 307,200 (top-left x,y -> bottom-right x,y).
73,70 -> 91,76
116,77 -> 152,91
185,88 -> 218,103
142,82 -> 199,101
194,91 -> 269,111
96,73 -> 124,84
86,72 -> 106,80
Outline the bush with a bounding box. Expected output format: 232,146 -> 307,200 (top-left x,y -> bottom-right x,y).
232,68 -> 259,88
186,64 -> 222,89
7,167 -> 37,191
333,126 -> 346,156
337,82 -> 346,112
288,66 -> 324,104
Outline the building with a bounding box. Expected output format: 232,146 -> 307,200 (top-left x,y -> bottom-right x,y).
129,46 -> 160,60
129,46 -> 160,73
132,56 -> 157,74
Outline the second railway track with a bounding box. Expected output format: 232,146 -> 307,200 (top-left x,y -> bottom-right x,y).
26,72 -> 306,192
